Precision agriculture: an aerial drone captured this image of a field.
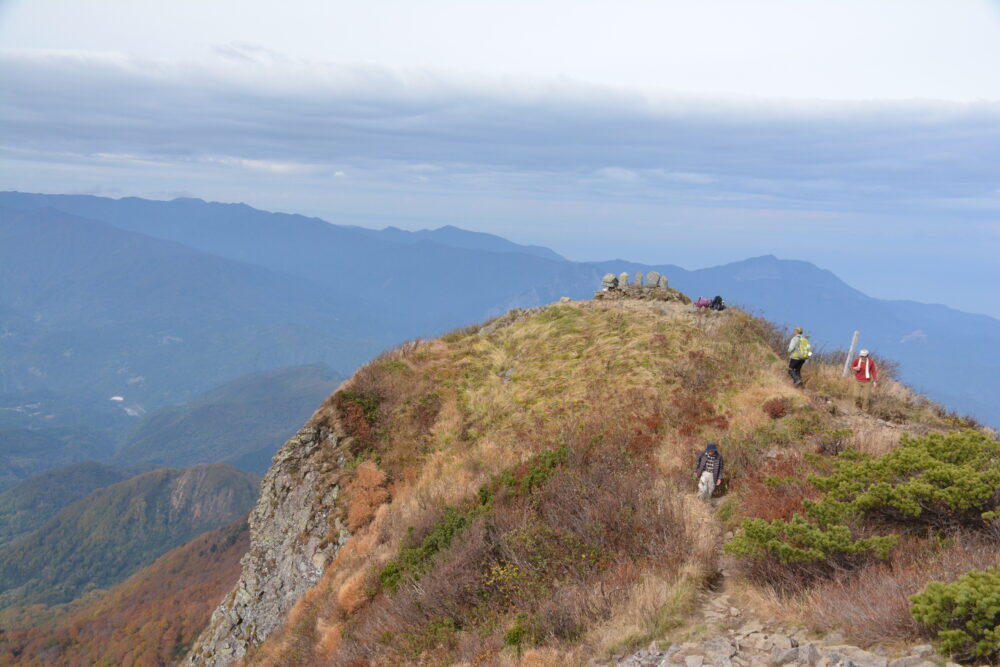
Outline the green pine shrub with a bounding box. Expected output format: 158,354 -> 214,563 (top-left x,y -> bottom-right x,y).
727,430 -> 997,591
725,516 -> 896,589
378,506 -> 482,592
910,567 -> 1000,662
806,430 -> 1000,529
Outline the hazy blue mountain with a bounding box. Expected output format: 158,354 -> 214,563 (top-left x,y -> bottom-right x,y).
0,424 -> 116,493
349,224 -> 566,261
115,364 -> 340,474
0,461 -> 133,547
0,206 -> 386,408
0,464 -> 258,610
0,389 -> 142,490
0,193 -> 599,334
598,255 -> 1000,426
2,192 -> 996,427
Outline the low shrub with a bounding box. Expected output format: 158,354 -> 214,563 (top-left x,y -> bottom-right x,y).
762,397 -> 790,419
734,456 -> 822,522
814,428 -> 853,456
801,532 -> 1000,647
728,429 -> 998,594
910,566 -> 1000,662
378,506 -> 482,592
333,389 -> 381,452
725,516 -> 896,591
805,430 -> 1000,530
339,426 -> 690,663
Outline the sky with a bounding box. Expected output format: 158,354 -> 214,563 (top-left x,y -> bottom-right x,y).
1,0 -> 999,317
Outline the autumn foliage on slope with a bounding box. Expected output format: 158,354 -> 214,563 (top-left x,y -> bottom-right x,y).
0,517 -> 249,666
242,302 -> 806,664
232,299 -> 976,665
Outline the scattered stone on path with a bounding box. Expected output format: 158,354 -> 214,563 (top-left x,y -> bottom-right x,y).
736,622 -> 764,637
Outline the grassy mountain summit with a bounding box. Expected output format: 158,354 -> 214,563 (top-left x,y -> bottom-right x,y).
192,295 -> 992,665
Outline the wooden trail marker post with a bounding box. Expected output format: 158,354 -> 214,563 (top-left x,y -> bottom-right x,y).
842,330 -> 860,377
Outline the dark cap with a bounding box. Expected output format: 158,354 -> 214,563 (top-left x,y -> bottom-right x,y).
706,442 -> 717,451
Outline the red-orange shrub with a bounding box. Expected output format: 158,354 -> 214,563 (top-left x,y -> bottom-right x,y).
762,397 -> 789,419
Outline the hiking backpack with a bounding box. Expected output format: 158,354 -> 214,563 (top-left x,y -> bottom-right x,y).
710,296 -> 726,311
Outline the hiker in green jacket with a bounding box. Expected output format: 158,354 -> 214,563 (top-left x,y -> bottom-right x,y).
787,326 -> 812,387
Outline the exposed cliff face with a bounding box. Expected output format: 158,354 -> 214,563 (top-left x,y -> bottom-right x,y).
186,425 -> 351,665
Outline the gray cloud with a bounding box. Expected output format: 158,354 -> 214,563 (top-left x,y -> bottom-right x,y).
1,50 -> 998,316
3,51 -> 998,213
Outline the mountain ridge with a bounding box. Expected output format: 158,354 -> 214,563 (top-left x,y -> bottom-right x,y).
0,463 -> 258,610
186,296 -> 992,665
2,191 -> 996,431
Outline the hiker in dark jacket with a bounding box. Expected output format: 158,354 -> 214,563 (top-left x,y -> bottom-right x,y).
694,442 -> 724,501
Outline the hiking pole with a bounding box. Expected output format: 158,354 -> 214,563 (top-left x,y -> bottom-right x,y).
842,331 -> 859,377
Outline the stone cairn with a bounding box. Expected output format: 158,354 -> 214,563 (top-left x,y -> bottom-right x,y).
596,271 -> 691,304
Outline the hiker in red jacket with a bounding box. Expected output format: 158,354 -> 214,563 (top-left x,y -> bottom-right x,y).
851,349 -> 877,412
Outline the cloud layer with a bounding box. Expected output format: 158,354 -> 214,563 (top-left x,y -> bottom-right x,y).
2,49 -> 999,315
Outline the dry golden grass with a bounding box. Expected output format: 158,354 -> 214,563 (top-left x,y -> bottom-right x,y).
344,461 -> 390,532
841,419 -> 902,457
773,532 -> 1000,648
249,298 -> 972,666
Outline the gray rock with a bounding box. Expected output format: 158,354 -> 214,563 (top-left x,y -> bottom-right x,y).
704,638 -> 736,659
821,647 -> 886,667
799,643 -> 822,665
737,622 -> 765,637
773,648 -> 800,666
816,655 -> 855,667
186,426 -> 351,665
659,275 -> 669,288
620,272 -> 630,286
647,271 -> 661,286
772,635 -> 795,651
685,656 -> 706,667
908,646 -> 934,659
888,657 -> 926,667
635,272 -> 644,286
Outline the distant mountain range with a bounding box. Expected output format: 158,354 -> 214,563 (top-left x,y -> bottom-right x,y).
0,190 -> 996,659
0,461 -> 133,548
0,516 -> 249,665
0,464 -> 257,610
2,190 -> 996,451
115,363 -> 340,474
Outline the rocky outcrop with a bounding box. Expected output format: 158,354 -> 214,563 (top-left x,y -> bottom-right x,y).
186,425 -> 350,665
605,627 -> 946,667
597,595 -> 950,667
